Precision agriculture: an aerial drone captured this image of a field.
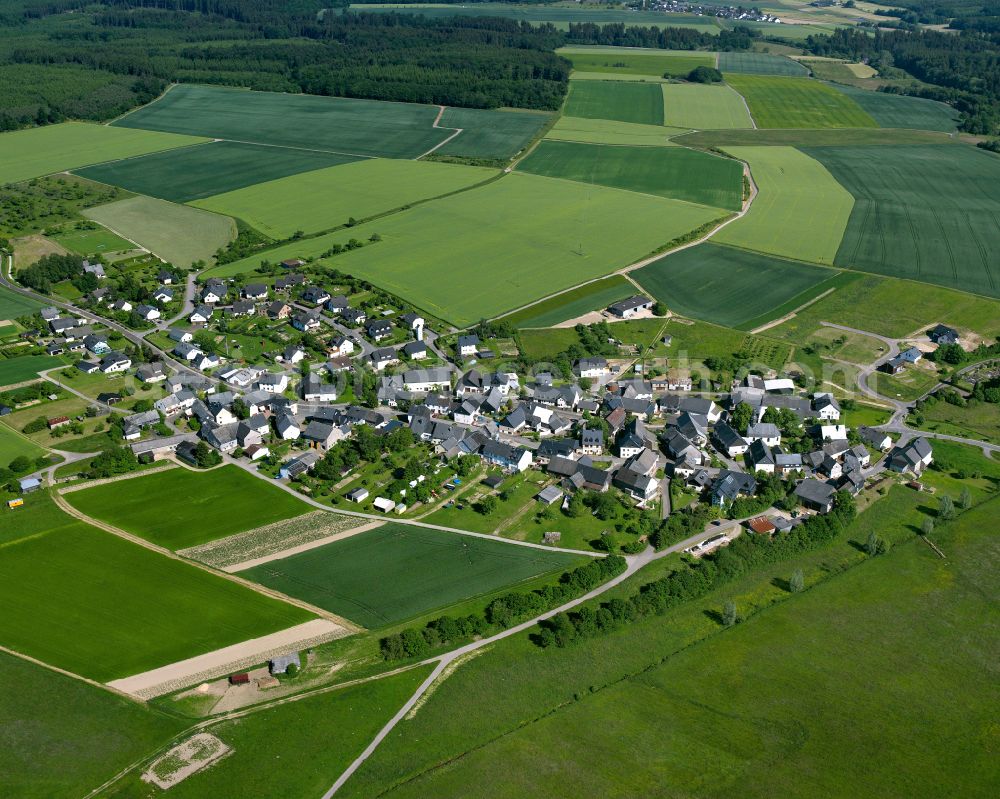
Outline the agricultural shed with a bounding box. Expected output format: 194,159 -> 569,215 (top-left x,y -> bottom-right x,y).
268,652 -> 301,675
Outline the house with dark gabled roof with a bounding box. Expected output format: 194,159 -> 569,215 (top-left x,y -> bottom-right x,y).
713,421 -> 748,457
457,334 -> 479,357
614,467 -> 658,501
928,323 -> 959,346
710,470 -> 756,507
301,286 -> 330,306
794,479 -> 837,513
367,319 -> 393,341
887,437 -> 933,474
243,283 -> 268,300
746,439 -> 776,474
858,426 -> 892,451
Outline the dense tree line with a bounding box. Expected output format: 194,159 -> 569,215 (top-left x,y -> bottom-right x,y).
15,252 -> 85,294
564,22 -> 757,51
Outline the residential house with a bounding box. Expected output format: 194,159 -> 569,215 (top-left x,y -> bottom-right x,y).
813,393 -> 841,421
282,345 -> 306,364
794,479 -> 837,513
887,437 -> 933,474
367,319 -> 393,342
301,373 -> 338,402
746,422 -> 781,447
257,372 -> 289,394
578,427 -> 604,455
291,311 -> 321,333
402,340 -> 427,360
370,347 -> 400,371
341,308 -> 366,327
403,367 -> 451,393
174,342 -> 202,361
100,352 -> 131,373
136,363 -> 166,384
613,467 -> 659,501
266,301 -> 291,320
243,283 -> 268,300
326,295 -> 349,314
83,334 -> 110,355
819,424 -> 847,441
928,324 -> 959,346
710,470 -> 757,507
194,352 -> 220,371
190,305 -> 213,325
82,259 -> 105,279
746,439 -> 776,474
616,418 -> 649,459
279,451 -> 318,479
168,328 -> 193,344
575,357 -> 609,379
157,269 -> 176,285
329,336 -> 354,357
229,299 -> 255,317
136,304 -> 160,321
457,335 -> 479,357
302,286 -> 330,306
152,287 -> 174,304
859,426 -> 892,451
275,273 -> 306,291
713,422 -> 748,457
480,440 -> 532,472
899,346 -> 923,364
109,299 -> 133,313
275,414 -> 300,440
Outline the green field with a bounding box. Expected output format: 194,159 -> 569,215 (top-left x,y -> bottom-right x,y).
916,396 -> 1000,445
83,195 -> 235,267
546,116 -> 684,146
715,146 -> 854,264
205,172 -> 725,325
244,523 -> 587,628
558,46 -> 714,77
829,83 -> 959,132
805,144 -> 1000,299
51,226 -> 135,256
0,354 -> 63,386
662,82 -> 754,129
193,158 -> 495,238
500,275 -> 635,328
0,423 -> 46,465
718,51 -> 808,76
0,493 -> 312,682
675,126 -> 953,148
434,107 -> 552,159
76,140 -> 363,203
0,284 -> 43,319
0,122 -> 206,185
727,75 -> 877,128
632,243 -> 840,327
65,465 -> 311,550
564,81 -> 665,126
518,140 -> 742,210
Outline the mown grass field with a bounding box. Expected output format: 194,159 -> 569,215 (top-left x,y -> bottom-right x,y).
727,75 -> 877,128
0,122 -> 206,185
244,523 -> 587,629
662,83 -> 754,130
0,354 -> 63,386
205,172 -> 725,325
83,195 -> 235,267
434,107 -> 551,159
806,144 -> 1000,299
0,493 -> 313,682
632,243 -> 840,327
0,284 -> 42,319
558,46 -> 714,77
500,275 -> 635,328
76,140 -> 363,203
65,465 -> 311,550
718,51 -> 809,75
545,116 -> 683,146
0,423 -> 46,465
829,83 -> 959,132
564,80 -> 665,125
193,158 -> 495,238
50,226 -> 134,256
518,140 -> 742,210
715,146 -> 854,264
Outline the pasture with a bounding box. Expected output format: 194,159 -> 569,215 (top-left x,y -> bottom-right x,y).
632,243 -> 840,328
558,46 -> 715,78
715,146 -> 854,265
0,122 -> 205,185
828,84 -> 959,132
51,226 -> 134,256
0,354 -> 63,386
65,464 -> 311,550
718,51 -> 808,76
500,275 -> 635,328
205,172 -> 725,325
83,196 -> 235,267
434,107 -> 552,159
662,83 -> 754,129
546,116 -> 683,146
243,523 -> 587,628
0,284 -> 42,319
726,75 -> 877,128
193,158 -> 495,238
75,140 -> 363,203
807,144 -> 1000,299
564,81 -> 665,126
518,140 -> 743,210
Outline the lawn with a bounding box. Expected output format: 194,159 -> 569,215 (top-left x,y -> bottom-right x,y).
0,493 -> 313,682
65,465 -> 311,550
829,83 -> 959,132
0,284 -> 43,319
727,75 -> 877,128
203,172 -> 725,325
0,122 -> 206,185
433,107 -> 552,159
715,146 -> 854,264
718,51 -> 809,76
83,195 -> 235,267
500,275 -> 635,328
193,158 -> 495,238
518,140 -> 742,210
806,144 -> 1000,299
0,354 -> 63,386
545,116 -> 683,146
662,83 -> 754,129
243,523 -> 587,629
631,242 -> 840,328
870,365 -> 942,402
75,140 -> 363,203
563,81 -> 665,126
51,226 -> 134,256
558,46 -> 715,78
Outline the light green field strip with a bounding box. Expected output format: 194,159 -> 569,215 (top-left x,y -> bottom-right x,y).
545,116 -> 686,147
193,159 -> 495,238
715,146 -> 854,265
725,75 -> 878,129
569,72 -> 672,83
662,83 -> 754,130
0,122 -> 206,185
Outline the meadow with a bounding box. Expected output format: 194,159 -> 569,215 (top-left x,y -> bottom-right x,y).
715,145 -> 854,265
193,158 -> 495,238
916,398 -> 1000,445
829,83 -> 959,132
434,107 -> 551,159
545,116 -> 683,147
0,122 -> 205,185
632,243 -> 840,328
244,523 -> 587,629
0,354 -> 63,386
718,51 -> 808,76
500,275 -> 635,328
205,172 -> 725,325
662,83 -> 754,129
518,140 -> 743,210
558,46 -> 715,78
83,196 -> 235,267
806,144 -> 1000,299
65,465 -> 311,550
0,284 -> 43,319
563,80 -> 665,126
726,75 -> 877,128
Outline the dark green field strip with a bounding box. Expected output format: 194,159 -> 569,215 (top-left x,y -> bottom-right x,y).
519,140 -> 742,210
736,270 -> 863,331
828,83 -> 959,132
718,51 -> 808,76
0,284 -> 43,319
114,84 -> 450,159
631,242 -> 838,328
75,141 -> 364,203
244,523 -> 585,629
435,107 -> 552,159
674,127 -> 953,148
564,81 -> 665,126
501,275 -> 636,328
805,144 -> 1000,299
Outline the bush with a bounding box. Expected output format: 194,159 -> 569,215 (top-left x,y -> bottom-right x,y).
687,65 -> 723,83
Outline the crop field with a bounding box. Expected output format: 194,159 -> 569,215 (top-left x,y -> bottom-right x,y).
83,195 -> 235,267
726,75 -> 877,128
193,158 -> 495,238
65,465 -> 311,550
564,81 -> 665,126
662,83 -> 754,129
676,127 -> 952,148
545,116 -> 684,146
715,146 -> 854,265
50,226 -> 134,256
806,144 -> 1000,298
0,122 -> 206,185
0,354 -> 63,386
518,140 -> 743,210
500,275 -> 635,328
205,172 -> 725,325
718,51 -> 808,76
0,494 -> 312,682
0,284 -> 42,319
75,140 -> 363,203
243,523 -> 587,628
558,46 -> 715,77
632,243 -> 840,327
829,83 -> 959,132
433,107 -> 552,159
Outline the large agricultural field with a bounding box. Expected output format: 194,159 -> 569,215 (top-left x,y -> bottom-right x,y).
661,83 -> 754,129
558,46 -> 715,78
242,523 -> 588,628
829,83 -> 960,132
433,107 -> 551,159
718,51 -> 809,76
0,283 -> 43,319
563,80 -> 665,126
726,75 -> 877,128
0,354 -> 63,386
0,423 -> 46,464
545,116 -> 683,147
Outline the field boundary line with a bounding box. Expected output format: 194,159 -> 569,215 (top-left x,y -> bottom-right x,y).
223,520 -> 384,573
106,82 -> 179,125
0,643 -> 142,703
748,285 -> 839,334
59,463 -> 177,493
728,83 -> 758,129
